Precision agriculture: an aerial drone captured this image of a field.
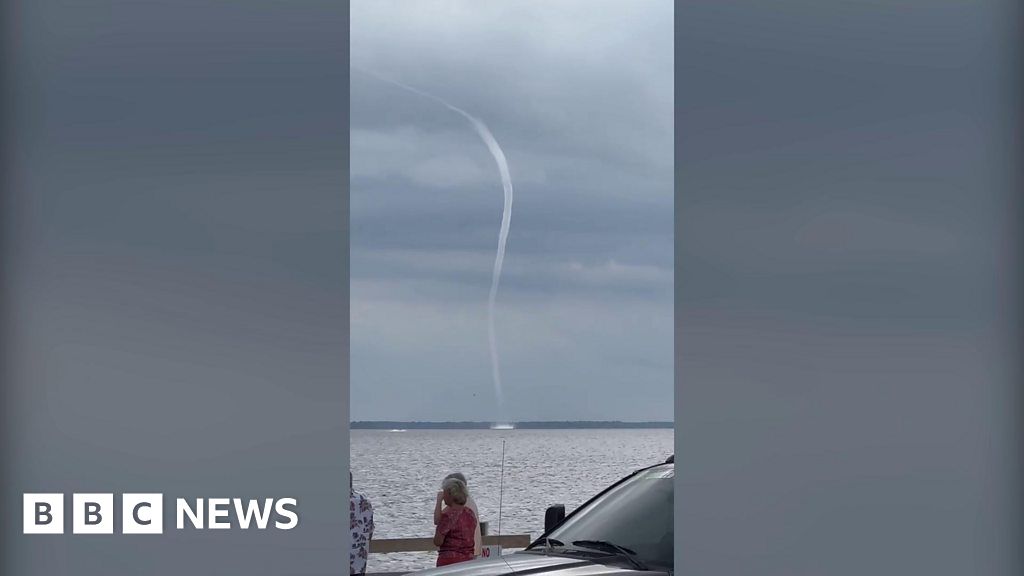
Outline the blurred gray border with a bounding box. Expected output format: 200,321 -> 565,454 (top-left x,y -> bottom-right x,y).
1,1 -> 350,574
675,1 -> 1021,574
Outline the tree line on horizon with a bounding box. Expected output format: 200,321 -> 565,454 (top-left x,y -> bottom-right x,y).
350,420 -> 674,429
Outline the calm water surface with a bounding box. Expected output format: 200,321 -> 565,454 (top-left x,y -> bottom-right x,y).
351,428 -> 674,572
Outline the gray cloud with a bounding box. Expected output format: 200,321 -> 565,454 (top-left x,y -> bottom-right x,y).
350,0 -> 674,421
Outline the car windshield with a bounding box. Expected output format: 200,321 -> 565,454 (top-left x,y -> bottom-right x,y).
540,466 -> 673,570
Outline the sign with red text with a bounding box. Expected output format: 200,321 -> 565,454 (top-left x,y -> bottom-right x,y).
481,545 -> 502,558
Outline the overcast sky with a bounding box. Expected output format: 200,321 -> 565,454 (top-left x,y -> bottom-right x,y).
349,0 -> 674,422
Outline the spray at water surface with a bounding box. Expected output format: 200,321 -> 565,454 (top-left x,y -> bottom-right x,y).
360,70 -> 514,423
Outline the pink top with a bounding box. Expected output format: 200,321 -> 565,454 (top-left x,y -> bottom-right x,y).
437,506 -> 478,565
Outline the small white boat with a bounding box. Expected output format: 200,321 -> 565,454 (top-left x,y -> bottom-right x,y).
490,423 -> 515,430
388,429 -> 407,433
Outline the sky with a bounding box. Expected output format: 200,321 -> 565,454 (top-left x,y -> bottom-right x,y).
349,0 -> 674,422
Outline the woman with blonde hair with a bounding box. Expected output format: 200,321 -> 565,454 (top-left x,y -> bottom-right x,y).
432,477 -> 478,567
433,472 -> 482,558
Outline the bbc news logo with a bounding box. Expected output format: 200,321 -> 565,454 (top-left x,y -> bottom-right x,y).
23,494 -> 299,534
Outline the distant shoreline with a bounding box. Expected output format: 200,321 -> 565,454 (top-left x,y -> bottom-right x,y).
351,421 -> 674,430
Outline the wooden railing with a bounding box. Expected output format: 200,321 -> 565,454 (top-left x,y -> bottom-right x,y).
370,534 -> 532,554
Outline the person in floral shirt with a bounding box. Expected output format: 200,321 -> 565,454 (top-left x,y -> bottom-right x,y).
350,472 -> 375,575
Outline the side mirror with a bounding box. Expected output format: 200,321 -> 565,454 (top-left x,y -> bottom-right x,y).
544,505 -> 566,533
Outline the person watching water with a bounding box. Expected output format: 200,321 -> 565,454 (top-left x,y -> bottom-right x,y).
433,477 -> 478,567
434,472 -> 482,558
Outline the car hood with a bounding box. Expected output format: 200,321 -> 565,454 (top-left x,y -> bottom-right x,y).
402,551 -> 667,576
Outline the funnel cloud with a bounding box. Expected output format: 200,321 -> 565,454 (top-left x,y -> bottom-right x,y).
349,0 -> 674,422
360,70 -> 514,421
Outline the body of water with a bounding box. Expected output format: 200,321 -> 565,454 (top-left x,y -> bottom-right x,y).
351,428 -> 674,573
